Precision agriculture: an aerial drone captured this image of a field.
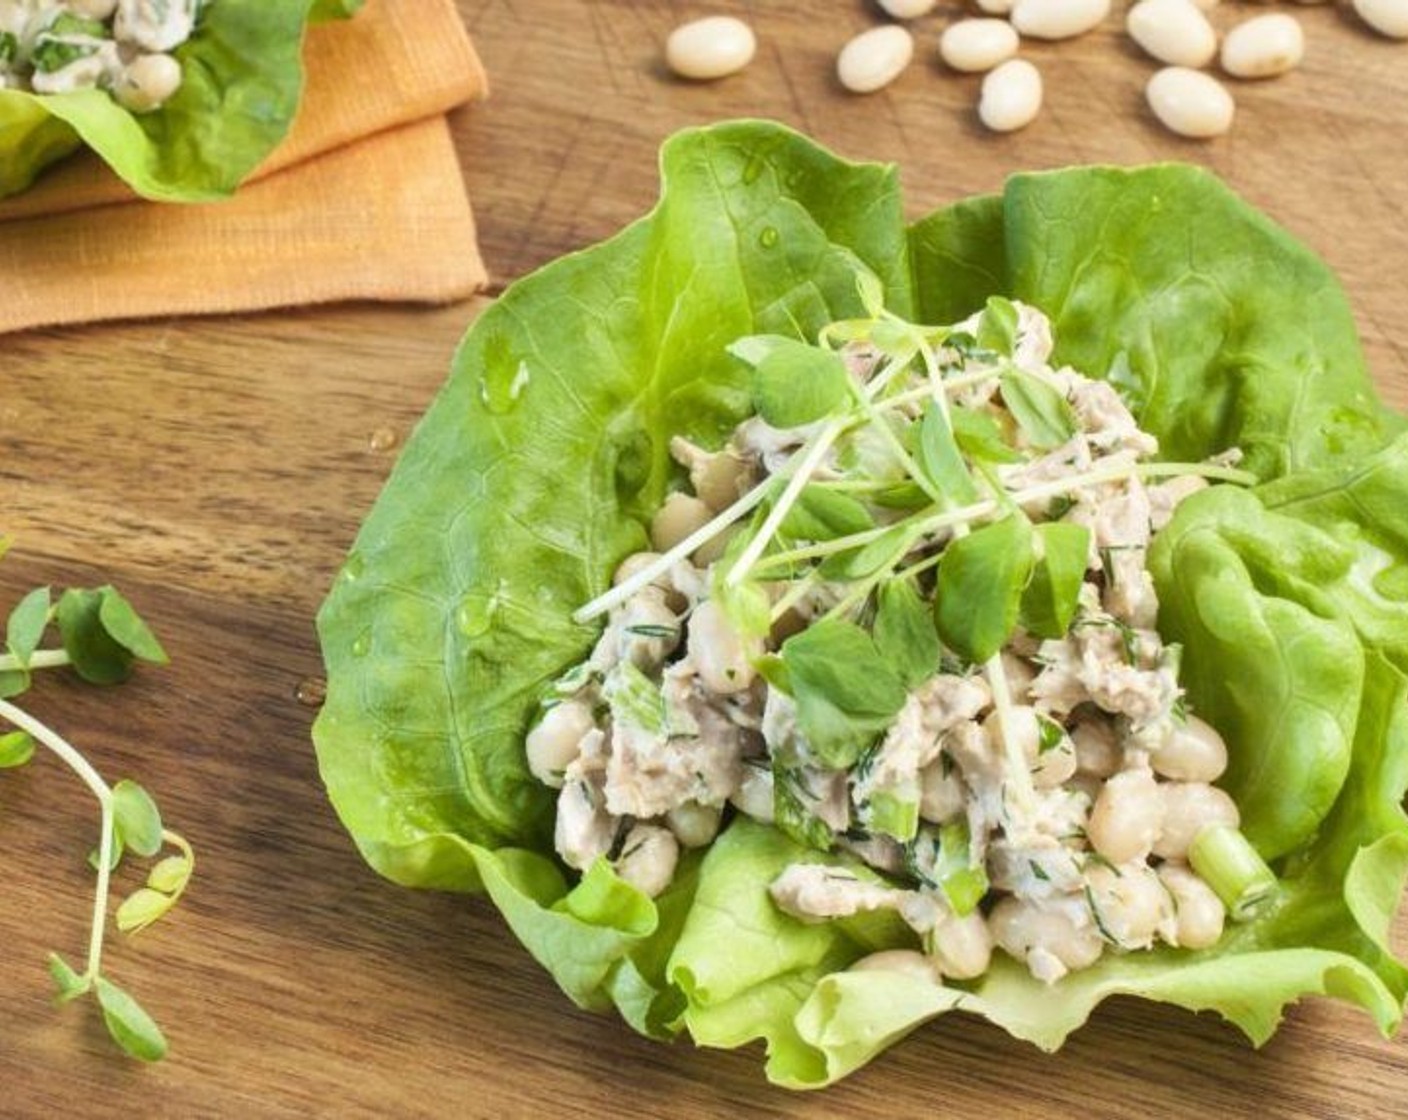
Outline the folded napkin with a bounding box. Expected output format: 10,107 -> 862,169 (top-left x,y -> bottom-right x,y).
0,0 -> 488,333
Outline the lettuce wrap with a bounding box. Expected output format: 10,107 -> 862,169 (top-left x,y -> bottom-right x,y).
313,120 -> 1408,1087
0,0 -> 361,201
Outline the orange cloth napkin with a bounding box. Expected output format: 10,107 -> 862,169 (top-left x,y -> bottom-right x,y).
0,0 -> 489,333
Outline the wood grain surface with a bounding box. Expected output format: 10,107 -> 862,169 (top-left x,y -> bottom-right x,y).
2,2 -> 1406,1117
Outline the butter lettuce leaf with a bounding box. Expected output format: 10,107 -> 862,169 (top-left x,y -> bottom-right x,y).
0,0 -> 357,201
314,121 -> 1408,1087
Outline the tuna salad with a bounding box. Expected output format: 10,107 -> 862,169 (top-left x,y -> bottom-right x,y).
0,0 -> 204,110
528,293 -> 1274,987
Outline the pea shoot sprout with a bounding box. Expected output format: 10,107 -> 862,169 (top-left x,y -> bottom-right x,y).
0,547 -> 191,1062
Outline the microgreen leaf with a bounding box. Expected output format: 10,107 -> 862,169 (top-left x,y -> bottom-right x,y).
97,588 -> 168,665
873,578 -> 940,690
976,296 -> 1019,357
817,524 -> 913,581
712,577 -> 772,642
737,337 -> 852,429
1000,368 -> 1077,451
915,401 -> 979,508
934,513 -> 1035,664
754,652 -> 791,694
46,952 -> 89,1003
57,589 -> 133,685
779,485 -> 876,542
146,854 -> 194,895
95,977 -> 168,1062
0,668 -> 30,698
602,663 -> 667,736
869,319 -> 917,363
116,888 -> 179,936
871,481 -> 930,510
950,406 -> 1023,466
0,729 -> 35,768
7,586 -> 51,667
779,619 -> 908,768
1020,522 -> 1092,639
856,270 -> 885,319
112,780 -> 163,858
88,833 -> 125,872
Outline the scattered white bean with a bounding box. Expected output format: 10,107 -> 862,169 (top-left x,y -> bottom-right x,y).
526,700 -> 595,788
1355,0 -> 1408,37
1125,0 -> 1218,68
651,492 -> 713,552
838,25 -> 915,94
1220,13 -> 1305,78
850,948 -> 940,981
1087,766 -> 1163,863
878,0 -> 938,17
940,19 -> 1020,73
665,16 -> 757,81
975,0 -> 1016,13
1154,781 -> 1240,859
1146,67 -> 1236,138
1011,0 -> 1112,41
979,59 -> 1043,133
614,823 -> 680,898
1153,714 -> 1228,783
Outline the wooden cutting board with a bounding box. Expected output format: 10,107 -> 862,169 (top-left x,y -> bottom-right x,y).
1,3 -> 1405,1116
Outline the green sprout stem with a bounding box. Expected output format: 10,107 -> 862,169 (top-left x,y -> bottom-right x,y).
0,648 -> 71,673
1189,824 -> 1279,921
0,696 -> 114,984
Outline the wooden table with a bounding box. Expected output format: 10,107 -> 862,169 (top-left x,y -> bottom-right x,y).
3,3 -> 1406,1116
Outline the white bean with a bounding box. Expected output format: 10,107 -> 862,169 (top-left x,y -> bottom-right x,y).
665,16 -> 757,81
113,53 -> 184,113
1146,67 -> 1235,138
837,25 -> 915,94
878,0 -> 938,16
931,910 -> 994,979
978,59 -> 1043,133
687,599 -> 760,694
1153,715 -> 1228,783
850,948 -> 940,982
1153,781 -> 1239,860
975,0 -> 1015,12
1158,862 -> 1226,949
1125,0 -> 1217,68
1087,767 -> 1163,863
731,763 -> 775,822
940,19 -> 1020,73
1355,0 -> 1408,37
1011,0 -> 1112,40
989,897 -> 1102,982
692,522 -> 740,568
651,492 -> 712,552
614,824 -> 679,898
526,700 -> 596,788
665,800 -> 723,848
1220,14 -> 1304,79
1086,863 -> 1169,949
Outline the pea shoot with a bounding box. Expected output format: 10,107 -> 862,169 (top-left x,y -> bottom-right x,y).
0,543 -> 191,1062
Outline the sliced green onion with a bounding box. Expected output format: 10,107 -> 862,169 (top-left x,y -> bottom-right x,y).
1189,825 -> 1279,922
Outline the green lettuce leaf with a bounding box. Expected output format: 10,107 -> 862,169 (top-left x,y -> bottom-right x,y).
315,121 -> 1408,1087
0,0 -> 357,201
